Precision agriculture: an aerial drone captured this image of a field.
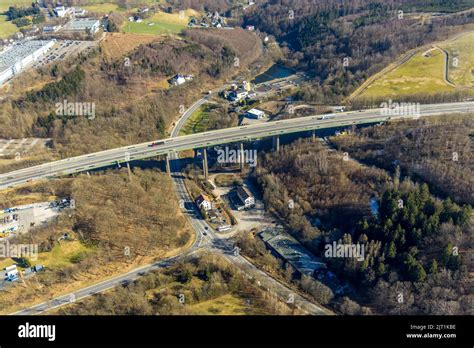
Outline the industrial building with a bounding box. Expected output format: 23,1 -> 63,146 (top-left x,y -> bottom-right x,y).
0,40 -> 55,85
62,19 -> 101,34
259,227 -> 326,276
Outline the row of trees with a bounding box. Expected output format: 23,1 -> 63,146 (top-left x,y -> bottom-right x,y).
5,4 -> 40,20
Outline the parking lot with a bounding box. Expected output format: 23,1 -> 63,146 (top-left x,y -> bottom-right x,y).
0,198 -> 73,240
32,40 -> 96,68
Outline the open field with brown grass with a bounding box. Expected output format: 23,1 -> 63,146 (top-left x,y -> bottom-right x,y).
100,33 -> 158,60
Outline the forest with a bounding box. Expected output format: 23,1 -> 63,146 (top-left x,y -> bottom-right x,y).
243,0 -> 474,102
5,4 -> 41,20
254,135 -> 472,314
331,115 -> 474,205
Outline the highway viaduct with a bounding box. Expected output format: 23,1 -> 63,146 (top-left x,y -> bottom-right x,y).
1,100 -> 473,190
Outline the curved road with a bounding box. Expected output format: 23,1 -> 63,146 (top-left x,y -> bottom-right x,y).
10,91 -> 331,315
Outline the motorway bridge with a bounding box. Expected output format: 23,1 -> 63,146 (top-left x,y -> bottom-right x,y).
1,101 -> 473,190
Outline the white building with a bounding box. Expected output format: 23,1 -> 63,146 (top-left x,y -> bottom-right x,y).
4,265 -> 18,281
0,40 -> 55,85
237,186 -> 255,209
55,6 -> 73,18
73,8 -> 87,17
228,88 -> 248,102
63,19 -> 101,34
196,194 -> 212,211
169,74 -> 194,86
245,108 -> 265,120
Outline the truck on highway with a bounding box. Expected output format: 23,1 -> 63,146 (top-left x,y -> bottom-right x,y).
148,140 -> 165,147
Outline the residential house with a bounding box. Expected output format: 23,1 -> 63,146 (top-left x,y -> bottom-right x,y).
169,74 -> 193,86
196,194 -> 212,211
73,8 -> 87,17
228,88 -> 248,102
43,25 -> 62,32
245,108 -> 265,120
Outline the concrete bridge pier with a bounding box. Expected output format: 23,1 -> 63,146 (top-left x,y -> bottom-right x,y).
202,148 -> 209,180
165,153 -> 171,176
312,129 -> 316,141
126,162 -> 132,180
240,142 -> 244,172
273,135 -> 280,152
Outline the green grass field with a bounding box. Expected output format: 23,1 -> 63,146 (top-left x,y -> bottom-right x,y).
122,10 -> 191,36
82,3 -> 120,13
441,32 -> 474,88
359,48 -> 454,99
36,240 -> 93,270
357,32 -> 474,100
0,0 -> 33,38
0,14 -> 16,38
0,0 -> 32,11
179,104 -> 219,136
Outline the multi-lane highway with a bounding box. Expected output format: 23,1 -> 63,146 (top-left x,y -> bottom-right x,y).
1,101 -> 473,190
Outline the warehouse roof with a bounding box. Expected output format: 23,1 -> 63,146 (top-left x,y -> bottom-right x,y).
0,40 -> 53,72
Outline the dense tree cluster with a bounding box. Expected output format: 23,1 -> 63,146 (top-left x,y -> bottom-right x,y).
332,115 -> 474,205
71,169 -> 190,258
24,67 -> 85,104
255,138 -> 471,314
336,183 -> 471,283
254,138 -> 390,240
5,4 -> 40,20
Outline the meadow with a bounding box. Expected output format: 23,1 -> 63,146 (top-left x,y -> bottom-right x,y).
122,10 -> 195,36
441,31 -> 474,88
